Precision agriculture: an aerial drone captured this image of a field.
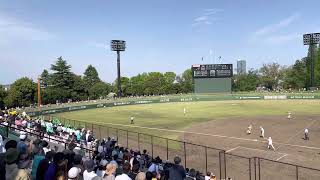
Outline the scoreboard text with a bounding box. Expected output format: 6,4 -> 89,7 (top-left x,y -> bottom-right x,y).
192,64 -> 233,78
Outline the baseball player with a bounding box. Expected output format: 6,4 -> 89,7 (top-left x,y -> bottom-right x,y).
183,107 -> 186,116
260,126 -> 265,138
304,128 -> 309,140
246,125 -> 252,135
287,112 -> 292,119
130,116 -> 134,124
267,137 -> 275,151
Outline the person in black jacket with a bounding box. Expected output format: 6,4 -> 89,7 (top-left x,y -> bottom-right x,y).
168,156 -> 186,180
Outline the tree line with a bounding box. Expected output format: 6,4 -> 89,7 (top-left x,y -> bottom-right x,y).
0,46 -> 319,108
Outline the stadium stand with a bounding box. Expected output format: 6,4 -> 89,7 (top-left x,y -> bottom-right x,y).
0,110 -> 218,180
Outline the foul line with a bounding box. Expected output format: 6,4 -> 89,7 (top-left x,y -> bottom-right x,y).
276,154 -> 288,161
226,146 -> 240,153
76,120 -> 320,151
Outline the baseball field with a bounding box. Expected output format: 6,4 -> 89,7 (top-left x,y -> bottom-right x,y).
53,99 -> 320,179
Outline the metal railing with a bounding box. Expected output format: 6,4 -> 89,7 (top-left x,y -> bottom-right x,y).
41,115 -> 320,180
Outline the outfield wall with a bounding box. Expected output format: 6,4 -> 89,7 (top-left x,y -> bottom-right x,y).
27,94 -> 320,116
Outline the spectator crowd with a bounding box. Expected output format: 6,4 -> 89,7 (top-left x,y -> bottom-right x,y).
0,110 -> 220,180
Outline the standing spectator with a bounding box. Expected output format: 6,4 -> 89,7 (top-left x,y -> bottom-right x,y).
73,154 -> 84,177
115,162 -> 132,180
37,151 -> 55,180
168,156 -> 186,180
148,157 -> 161,175
5,148 -> 19,180
17,154 -> 32,180
0,135 -> 5,153
31,149 -> 45,180
83,160 -> 97,180
45,152 -> 65,180
103,163 -> 116,180
129,164 -> 140,180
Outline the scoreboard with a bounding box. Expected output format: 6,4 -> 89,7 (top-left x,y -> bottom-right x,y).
192,64 -> 233,78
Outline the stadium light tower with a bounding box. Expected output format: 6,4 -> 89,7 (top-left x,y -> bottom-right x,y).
110,40 -> 126,97
303,33 -> 320,89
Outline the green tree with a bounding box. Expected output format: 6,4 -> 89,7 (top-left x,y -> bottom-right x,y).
283,59 -> 307,89
233,69 -> 260,91
113,77 -> 131,96
144,72 -> 165,95
71,74 -> 87,101
259,63 -> 285,90
83,65 -> 101,91
40,69 -> 50,88
163,72 -> 176,94
50,57 -> 74,102
88,82 -> 111,99
0,85 -> 7,109
130,73 -> 147,96
4,77 -> 36,107
180,69 -> 193,93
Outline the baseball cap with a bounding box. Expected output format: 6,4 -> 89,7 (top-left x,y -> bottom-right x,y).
68,167 -> 81,179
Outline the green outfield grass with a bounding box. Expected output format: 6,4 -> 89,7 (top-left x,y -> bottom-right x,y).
54,100 -> 320,139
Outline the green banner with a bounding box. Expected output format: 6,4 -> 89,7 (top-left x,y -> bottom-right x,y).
27,94 -> 320,116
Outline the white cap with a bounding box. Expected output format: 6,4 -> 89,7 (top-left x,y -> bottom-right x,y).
19,134 -> 27,140
68,167 -> 80,178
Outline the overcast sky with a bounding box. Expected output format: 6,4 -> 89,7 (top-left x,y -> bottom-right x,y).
0,0 -> 319,84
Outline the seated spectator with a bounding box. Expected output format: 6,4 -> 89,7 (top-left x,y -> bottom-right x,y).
168,156 -> 186,180
135,172 -> 146,180
110,155 -> 119,168
115,162 -> 131,180
17,131 -> 28,154
103,163 -> 116,180
83,159 -> 97,180
96,159 -> 108,177
5,148 -> 19,180
145,172 -> 152,180
68,167 -> 81,180
186,168 -> 196,180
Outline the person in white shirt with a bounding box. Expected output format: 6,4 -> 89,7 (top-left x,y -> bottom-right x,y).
267,137 -> 275,151
83,160 -> 97,180
304,128 -> 309,140
115,162 -> 132,180
260,126 -> 265,138
130,116 -> 134,124
183,107 -> 186,116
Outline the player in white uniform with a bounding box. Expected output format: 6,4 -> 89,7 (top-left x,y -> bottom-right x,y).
130,116 -> 134,124
287,112 -> 292,119
267,137 -> 275,151
304,128 -> 309,140
183,107 -> 186,116
246,125 -> 252,135
260,126 -> 265,138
